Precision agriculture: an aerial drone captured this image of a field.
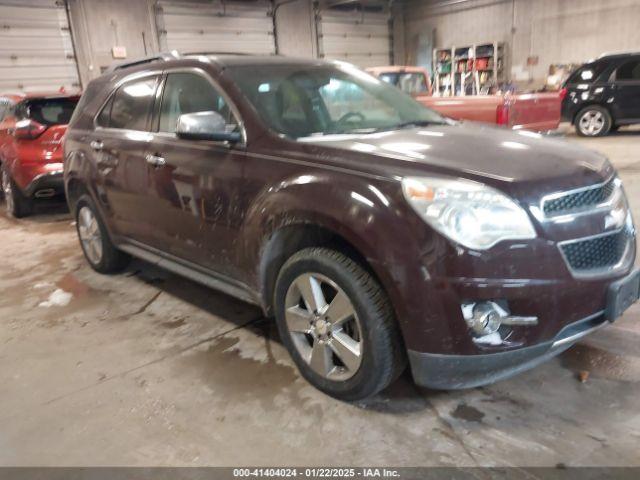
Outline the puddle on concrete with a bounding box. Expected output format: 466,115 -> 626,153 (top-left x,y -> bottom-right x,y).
178,333 -> 300,402
561,344 -> 640,383
450,403 -> 485,422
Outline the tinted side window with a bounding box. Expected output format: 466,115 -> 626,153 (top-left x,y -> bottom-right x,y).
158,72 -> 237,133
616,60 -> 640,81
108,77 -> 158,131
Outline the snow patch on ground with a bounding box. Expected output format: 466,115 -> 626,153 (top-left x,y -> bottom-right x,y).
39,289 -> 73,308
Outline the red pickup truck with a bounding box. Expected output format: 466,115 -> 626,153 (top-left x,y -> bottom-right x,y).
367,66 -> 561,132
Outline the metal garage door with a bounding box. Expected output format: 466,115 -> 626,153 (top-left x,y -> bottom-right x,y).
0,0 -> 79,92
155,0 -> 275,55
316,9 -> 391,68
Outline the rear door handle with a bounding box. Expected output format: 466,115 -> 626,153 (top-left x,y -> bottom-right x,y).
145,154 -> 166,167
90,140 -> 104,151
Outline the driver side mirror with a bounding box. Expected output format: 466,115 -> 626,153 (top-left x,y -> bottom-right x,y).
176,111 -> 242,143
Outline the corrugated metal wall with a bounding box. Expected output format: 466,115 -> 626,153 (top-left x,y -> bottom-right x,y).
316,8 -> 391,68
0,0 -> 79,92
155,0 -> 275,55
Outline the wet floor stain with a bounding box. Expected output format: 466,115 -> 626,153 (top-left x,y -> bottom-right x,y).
561,344 -> 640,382
450,403 -> 485,422
56,273 -> 91,297
177,332 -> 300,403
162,318 -> 187,329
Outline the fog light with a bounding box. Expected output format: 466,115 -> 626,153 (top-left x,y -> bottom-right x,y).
461,301 -> 539,337
464,302 -> 502,336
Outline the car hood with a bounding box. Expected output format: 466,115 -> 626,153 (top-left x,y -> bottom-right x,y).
297,122 -> 614,201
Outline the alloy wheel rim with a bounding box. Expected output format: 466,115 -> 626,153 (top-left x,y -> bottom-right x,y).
579,110 -> 604,136
284,272 -> 363,381
2,171 -> 13,214
78,206 -> 103,265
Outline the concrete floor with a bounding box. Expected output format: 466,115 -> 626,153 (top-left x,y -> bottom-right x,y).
2,126 -> 640,467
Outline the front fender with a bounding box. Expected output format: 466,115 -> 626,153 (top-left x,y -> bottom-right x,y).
240,171 -> 430,340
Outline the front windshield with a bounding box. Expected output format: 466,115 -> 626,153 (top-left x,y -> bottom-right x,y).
379,72 -> 429,94
226,62 -> 445,139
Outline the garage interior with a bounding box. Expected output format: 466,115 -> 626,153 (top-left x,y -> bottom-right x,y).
1,0 -> 640,470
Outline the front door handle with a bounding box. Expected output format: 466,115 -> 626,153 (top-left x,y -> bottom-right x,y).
90,140 -> 104,151
145,154 -> 166,168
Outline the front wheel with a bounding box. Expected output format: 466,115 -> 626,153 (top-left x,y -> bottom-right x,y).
274,248 -> 405,401
2,169 -> 32,218
575,106 -> 612,137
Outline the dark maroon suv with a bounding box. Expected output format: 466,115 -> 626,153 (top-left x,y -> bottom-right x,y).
63,53 -> 639,400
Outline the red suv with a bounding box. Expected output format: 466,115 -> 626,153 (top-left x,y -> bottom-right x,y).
0,93 -> 79,217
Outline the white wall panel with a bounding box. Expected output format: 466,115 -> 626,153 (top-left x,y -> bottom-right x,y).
402,0 -> 640,86
156,0 -> 275,55
317,9 -> 391,68
0,0 -> 79,92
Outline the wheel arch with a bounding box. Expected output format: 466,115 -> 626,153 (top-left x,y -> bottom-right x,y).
259,221 -> 368,312
65,175 -> 91,213
573,102 -> 613,125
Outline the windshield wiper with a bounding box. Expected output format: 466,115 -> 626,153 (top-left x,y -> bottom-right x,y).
370,120 -> 446,133
393,120 -> 446,129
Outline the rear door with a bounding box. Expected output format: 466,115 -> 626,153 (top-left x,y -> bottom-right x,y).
145,69 -> 246,278
611,58 -> 640,122
91,75 -> 159,246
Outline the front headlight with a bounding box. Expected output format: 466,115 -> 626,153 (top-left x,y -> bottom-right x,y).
402,177 -> 536,250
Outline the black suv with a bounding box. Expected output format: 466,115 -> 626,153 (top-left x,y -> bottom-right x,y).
562,52 -> 640,137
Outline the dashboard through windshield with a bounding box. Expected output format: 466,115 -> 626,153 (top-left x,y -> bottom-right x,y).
226,62 -> 445,139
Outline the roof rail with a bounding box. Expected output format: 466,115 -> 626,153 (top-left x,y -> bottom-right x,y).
182,51 -> 254,57
105,51 -> 180,73
597,50 -> 640,59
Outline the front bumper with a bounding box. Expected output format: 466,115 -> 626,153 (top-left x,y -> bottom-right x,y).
409,311 -> 607,389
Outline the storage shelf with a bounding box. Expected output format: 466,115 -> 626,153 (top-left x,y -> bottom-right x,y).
432,41 -> 505,97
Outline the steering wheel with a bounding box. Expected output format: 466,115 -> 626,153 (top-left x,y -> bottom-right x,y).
336,111 -> 366,126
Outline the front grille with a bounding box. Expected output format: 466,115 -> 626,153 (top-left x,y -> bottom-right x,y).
543,177 -> 616,217
560,227 -> 633,273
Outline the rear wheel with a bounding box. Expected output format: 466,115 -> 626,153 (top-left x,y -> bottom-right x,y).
575,105 -> 612,137
274,248 -> 405,401
2,169 -> 32,218
75,194 -> 130,273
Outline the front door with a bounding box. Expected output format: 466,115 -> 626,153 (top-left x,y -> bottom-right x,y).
145,70 -> 246,278
612,59 -> 640,122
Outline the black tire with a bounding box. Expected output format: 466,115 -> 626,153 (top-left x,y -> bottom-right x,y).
274,247 -> 406,401
75,194 -> 130,273
575,105 -> 612,137
2,168 -> 32,218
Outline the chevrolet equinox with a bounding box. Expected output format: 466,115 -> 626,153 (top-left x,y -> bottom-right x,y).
64,54 -> 639,400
